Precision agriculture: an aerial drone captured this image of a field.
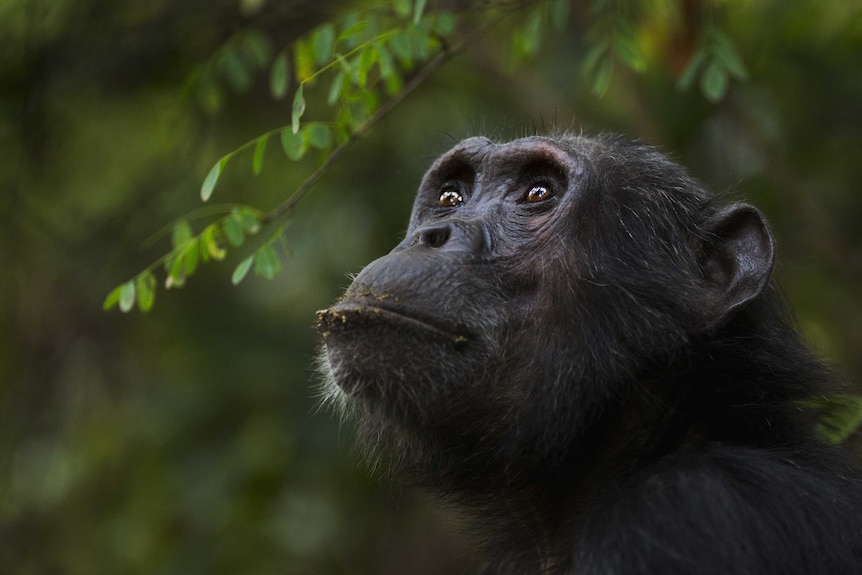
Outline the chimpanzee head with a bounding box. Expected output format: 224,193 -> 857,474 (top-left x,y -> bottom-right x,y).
317,135 -> 774,492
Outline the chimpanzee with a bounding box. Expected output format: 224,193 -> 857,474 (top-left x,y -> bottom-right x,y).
316,134 -> 862,574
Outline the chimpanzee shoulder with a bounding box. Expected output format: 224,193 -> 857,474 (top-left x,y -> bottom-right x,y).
576,445 -> 862,575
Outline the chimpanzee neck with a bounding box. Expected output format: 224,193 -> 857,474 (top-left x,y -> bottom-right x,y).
459,298 -> 836,573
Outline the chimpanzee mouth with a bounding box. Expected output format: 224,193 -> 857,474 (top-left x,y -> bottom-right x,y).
317,299 -> 469,346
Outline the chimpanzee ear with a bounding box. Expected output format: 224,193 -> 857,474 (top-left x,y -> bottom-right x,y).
700,204 -> 775,328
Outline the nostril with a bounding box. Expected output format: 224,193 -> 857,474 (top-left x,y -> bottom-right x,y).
419,226 -> 451,249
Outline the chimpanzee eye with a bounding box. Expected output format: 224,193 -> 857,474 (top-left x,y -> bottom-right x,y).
438,185 -> 464,207
525,183 -> 553,203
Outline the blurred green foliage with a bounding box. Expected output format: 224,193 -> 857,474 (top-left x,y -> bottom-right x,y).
1,0 -> 861,573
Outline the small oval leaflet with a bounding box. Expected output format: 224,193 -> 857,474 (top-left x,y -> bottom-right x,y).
201,157 -> 228,202
119,281 -> 136,313
232,255 -> 255,285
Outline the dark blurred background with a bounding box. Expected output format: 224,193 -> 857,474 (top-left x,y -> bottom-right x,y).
1,1 -> 861,573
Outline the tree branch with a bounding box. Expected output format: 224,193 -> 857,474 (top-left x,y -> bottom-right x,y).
262,42 -> 465,225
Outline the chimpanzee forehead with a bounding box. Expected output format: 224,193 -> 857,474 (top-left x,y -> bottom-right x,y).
429,136 -> 587,180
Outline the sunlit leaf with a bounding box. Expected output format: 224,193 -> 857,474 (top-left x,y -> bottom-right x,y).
232,255 -> 255,285
293,40 -> 315,82
270,53 -> 290,100
291,84 -> 305,133
223,213 -> 245,247
172,219 -> 193,249
136,272 -> 156,312
168,254 -> 186,288
357,47 -> 377,87
252,136 -> 267,175
312,23 -> 336,66
203,225 -> 227,261
281,128 -> 308,161
103,284 -> 124,311
119,281 -> 136,313
701,60 -> 728,103
376,43 -> 395,79
201,157 -> 228,202
184,238 -> 200,276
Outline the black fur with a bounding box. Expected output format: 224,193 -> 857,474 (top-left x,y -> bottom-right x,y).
317,134 -> 862,574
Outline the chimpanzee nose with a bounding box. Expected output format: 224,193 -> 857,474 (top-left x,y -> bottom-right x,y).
418,225 -> 451,249
412,220 -> 490,254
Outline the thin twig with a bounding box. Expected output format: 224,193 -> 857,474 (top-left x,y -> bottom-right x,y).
262,42 -> 465,224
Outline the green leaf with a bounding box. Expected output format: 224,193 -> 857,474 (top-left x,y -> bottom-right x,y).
327,70 -> 346,106
376,43 -> 395,79
592,54 -> 613,96
712,31 -> 749,80
814,395 -> 862,444
432,12 -> 456,35
293,40 -> 315,82
281,128 -> 308,161
338,20 -> 368,43
614,35 -> 646,72
223,213 -> 245,247
409,25 -> 432,61
103,284 -> 124,311
242,30 -> 272,68
252,136 -> 267,175
202,225 -> 226,261
167,254 -> 186,289
232,255 -> 255,285
521,9 -> 544,57
184,238 -> 200,276
239,210 -> 261,234
581,39 -> 609,76
393,0 -> 411,19
550,0 -> 570,31
201,156 -> 228,202
312,23 -> 336,66
357,47 -> 377,87
291,85 -> 305,133
254,244 -> 281,280
172,219 -> 193,249
413,0 -> 427,25
389,32 -> 413,66
136,272 -> 156,313
677,48 -> 706,91
119,281 -> 136,313
304,123 -> 332,150
700,60 -> 728,103
221,48 -> 252,92
270,53 -> 290,99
